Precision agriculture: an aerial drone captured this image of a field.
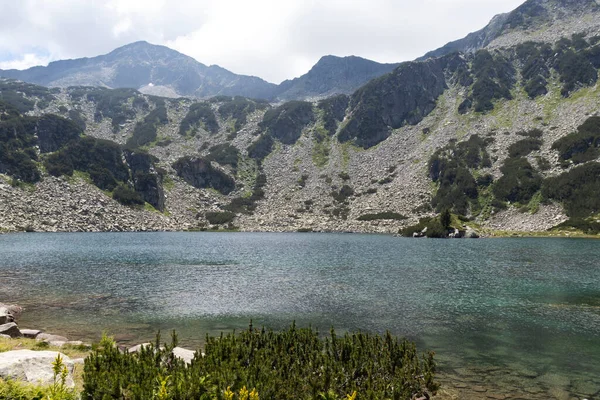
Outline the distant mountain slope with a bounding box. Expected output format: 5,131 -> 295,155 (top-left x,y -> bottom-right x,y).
0,43 -> 399,102
274,55 -> 399,101
0,41 -> 278,100
419,0 -> 600,60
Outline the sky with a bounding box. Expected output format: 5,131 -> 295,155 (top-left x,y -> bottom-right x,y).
0,0 -> 525,84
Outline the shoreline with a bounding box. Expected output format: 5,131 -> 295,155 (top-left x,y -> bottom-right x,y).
1,227 -> 598,239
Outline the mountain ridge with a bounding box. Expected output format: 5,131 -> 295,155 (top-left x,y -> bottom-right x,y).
0,41 -> 399,102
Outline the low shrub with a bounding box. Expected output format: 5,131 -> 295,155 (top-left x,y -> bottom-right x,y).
82,325 -> 438,400
113,184 -> 145,206
357,212 -> 407,221
206,211 -> 236,225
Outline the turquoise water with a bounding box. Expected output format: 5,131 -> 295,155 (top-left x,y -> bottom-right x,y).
1,232 -> 599,398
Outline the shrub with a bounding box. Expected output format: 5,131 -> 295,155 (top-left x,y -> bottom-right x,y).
552,116 -> 600,163
126,100 -> 169,148
317,95 -> 349,135
331,185 -> 354,203
508,138 -> 542,158
83,325 -> 438,400
542,162 -> 600,218
206,143 -> 239,171
218,96 -> 268,132
357,212 -> 407,221
260,101 -> 314,145
113,184 -> 145,206
554,48 -> 598,96
179,102 -> 219,136
493,157 -> 542,203
247,134 -> 274,161
206,211 -> 236,225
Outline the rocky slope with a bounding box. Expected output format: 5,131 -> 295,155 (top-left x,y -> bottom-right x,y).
1,0 -> 600,236
419,0 -> 600,60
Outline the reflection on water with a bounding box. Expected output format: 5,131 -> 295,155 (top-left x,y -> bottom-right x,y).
1,232 -> 599,399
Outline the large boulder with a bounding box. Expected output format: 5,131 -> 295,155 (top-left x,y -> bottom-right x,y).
36,333 -> 69,347
0,323 -> 22,338
0,307 -> 15,324
0,350 -> 74,387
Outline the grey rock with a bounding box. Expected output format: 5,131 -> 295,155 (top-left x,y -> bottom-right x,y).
20,329 -> 42,339
0,323 -> 22,338
465,227 -> 480,239
0,350 -> 74,387
0,334 -> 11,339
128,343 -> 152,353
172,347 -> 196,364
36,333 -> 68,343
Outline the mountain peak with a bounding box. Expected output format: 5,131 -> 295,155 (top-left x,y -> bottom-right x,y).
419,0 -> 600,60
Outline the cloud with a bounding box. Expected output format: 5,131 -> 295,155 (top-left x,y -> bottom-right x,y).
0,0 -> 525,83
0,53 -> 53,70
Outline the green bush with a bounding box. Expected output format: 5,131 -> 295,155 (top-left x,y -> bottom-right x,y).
493,157 -> 542,203
112,184 -> 145,206
317,95 -> 349,135
205,211 -> 236,225
218,96 -> 269,132
206,143 -> 239,171
542,162 -> 600,218
554,48 -> 598,96
357,212 -> 407,221
508,138 -> 542,158
180,102 -> 219,136
87,88 -> 140,131
260,101 -> 314,144
126,100 -> 169,148
428,135 -> 492,214
224,172 -> 267,214
554,218 -> 600,234
552,116 -> 600,163
470,50 -> 515,112
331,185 -> 354,203
247,134 -> 274,161
83,325 -> 437,400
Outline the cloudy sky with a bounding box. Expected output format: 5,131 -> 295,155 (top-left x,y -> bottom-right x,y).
0,0 -> 525,83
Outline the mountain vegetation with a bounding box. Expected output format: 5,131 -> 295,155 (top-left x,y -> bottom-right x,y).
1,0 -> 600,235
82,325 -> 438,400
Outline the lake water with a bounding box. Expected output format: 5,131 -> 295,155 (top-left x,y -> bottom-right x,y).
1,232 -> 599,399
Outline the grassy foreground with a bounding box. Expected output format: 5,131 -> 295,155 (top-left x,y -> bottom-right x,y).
1,324 -> 439,400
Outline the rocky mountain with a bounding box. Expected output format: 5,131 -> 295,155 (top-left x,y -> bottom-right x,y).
0,42 -> 398,102
419,0 -> 600,60
274,56 -> 399,101
1,0 -> 600,236
0,41 -> 277,100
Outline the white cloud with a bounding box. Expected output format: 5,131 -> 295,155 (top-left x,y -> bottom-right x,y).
0,53 -> 52,70
0,0 -> 526,83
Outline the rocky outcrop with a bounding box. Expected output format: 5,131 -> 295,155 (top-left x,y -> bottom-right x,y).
338,54 -> 460,148
0,350 -> 75,388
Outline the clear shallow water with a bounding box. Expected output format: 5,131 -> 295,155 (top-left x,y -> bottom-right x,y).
1,232 -> 599,398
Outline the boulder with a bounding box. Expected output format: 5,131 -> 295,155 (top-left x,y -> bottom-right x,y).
0,323 -> 22,338
172,347 -> 196,364
0,334 -> 11,339
36,333 -> 68,343
0,307 -> 15,324
20,329 -> 42,339
0,350 -> 74,387
128,343 -> 152,353
465,227 -> 480,239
